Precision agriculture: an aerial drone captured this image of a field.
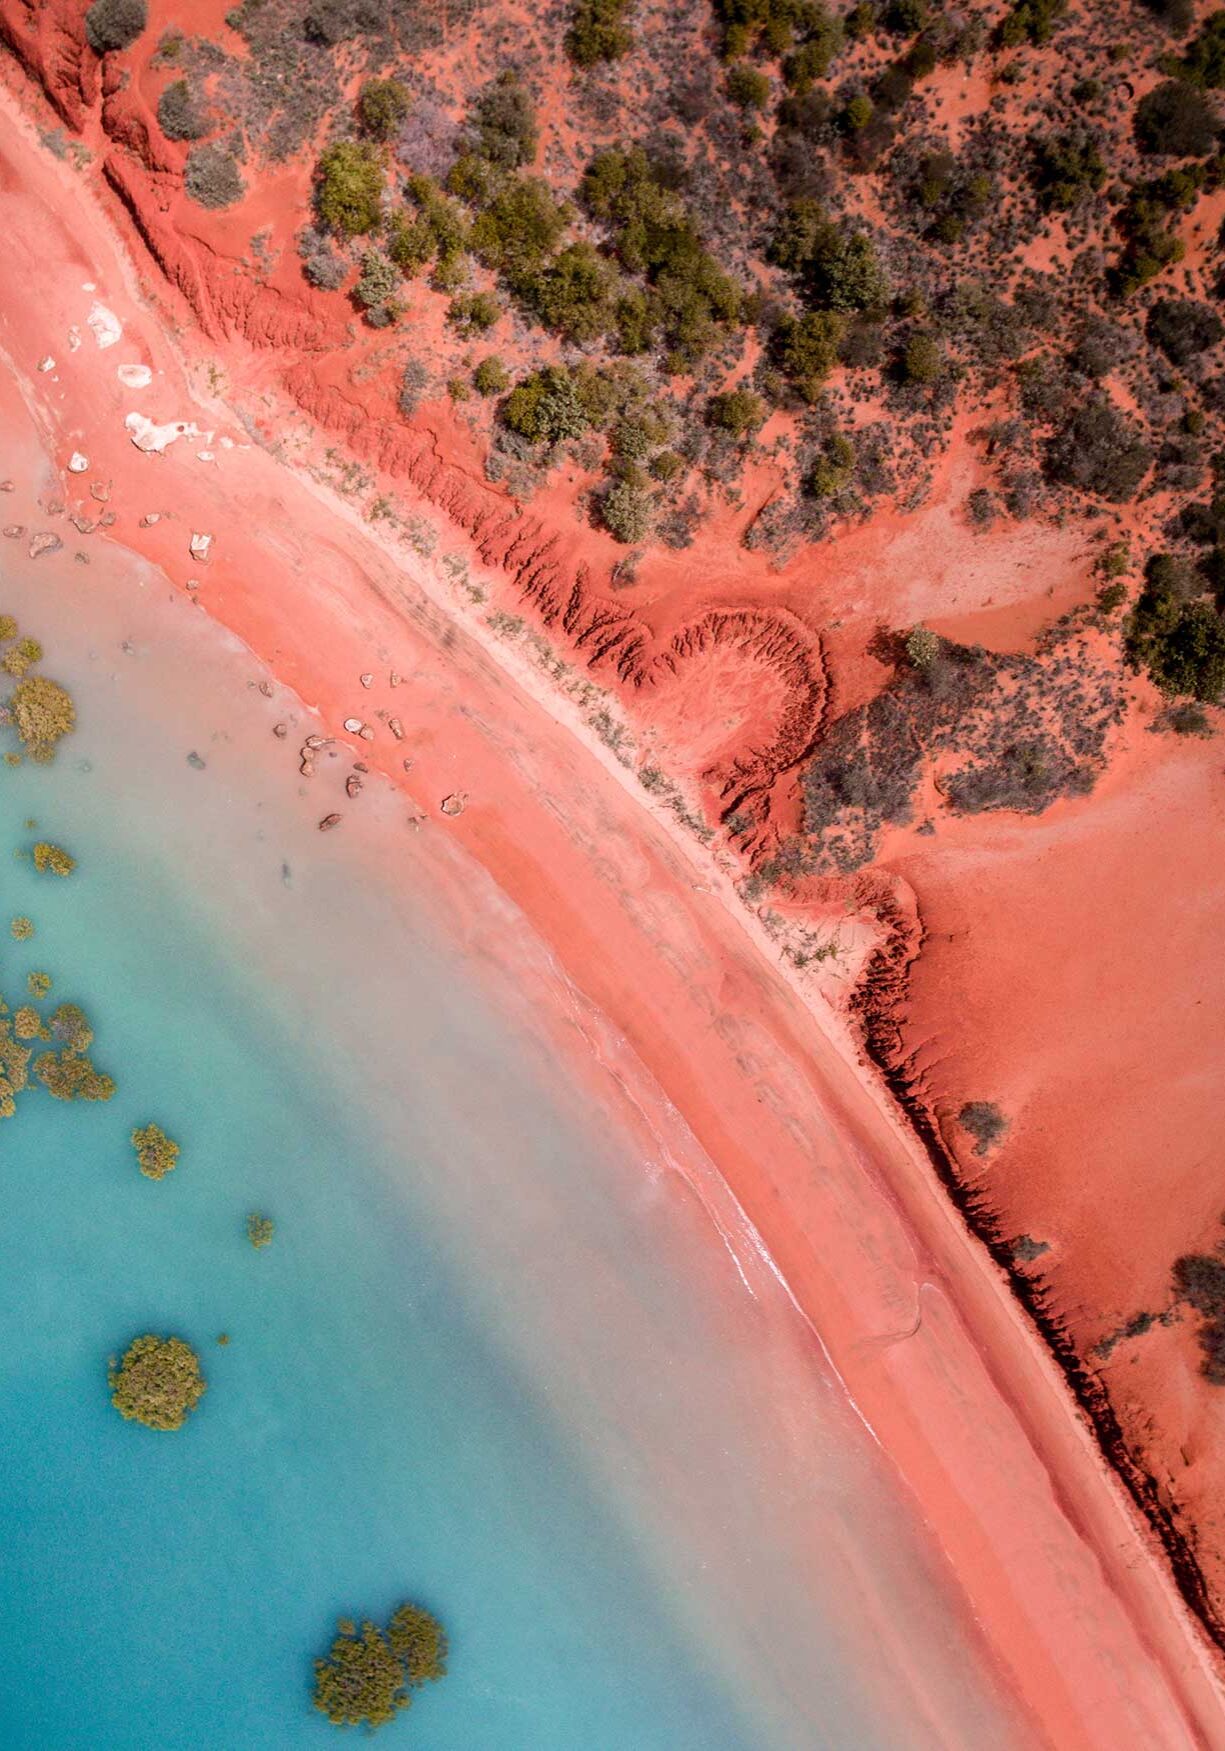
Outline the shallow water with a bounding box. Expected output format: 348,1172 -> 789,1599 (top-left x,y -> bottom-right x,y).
0,548 -> 1019,1749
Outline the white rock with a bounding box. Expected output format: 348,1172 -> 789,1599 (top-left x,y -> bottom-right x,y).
37,355 -> 55,373
219,435 -> 235,449
67,452 -> 88,473
196,450 -> 215,463
125,412 -> 199,454
189,532 -> 213,563
118,363 -> 153,389
67,327 -> 81,352
87,302 -> 122,349
82,281 -> 96,292
343,717 -> 364,734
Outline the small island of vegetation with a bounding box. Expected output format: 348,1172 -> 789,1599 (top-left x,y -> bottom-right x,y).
313,1601 -> 448,1730
131,1122 -> 180,1179
108,1334 -> 206,1430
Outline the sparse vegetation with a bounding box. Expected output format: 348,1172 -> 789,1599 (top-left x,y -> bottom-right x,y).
566,0 -> 633,65
157,80 -> 209,142
85,0 -> 147,53
184,145 -> 245,210
358,78 -> 409,141
315,141 -> 384,236
958,1100 -> 1008,1155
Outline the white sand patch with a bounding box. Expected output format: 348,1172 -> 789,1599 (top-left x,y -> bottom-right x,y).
118,363 -> 153,389
87,302 -> 122,349
125,411 -> 203,454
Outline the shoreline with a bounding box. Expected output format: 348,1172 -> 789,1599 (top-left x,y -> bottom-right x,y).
1,86 -> 1224,1748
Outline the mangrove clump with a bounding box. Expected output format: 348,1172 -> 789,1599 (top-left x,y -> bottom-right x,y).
131,1122 -> 180,1180
108,1334 -> 206,1430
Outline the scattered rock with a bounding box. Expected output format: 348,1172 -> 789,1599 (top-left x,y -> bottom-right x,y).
353,761 -> 369,773
67,452 -> 87,474
98,512 -> 116,528
197,451 -> 215,463
0,480 -> 12,492
304,735 -> 330,750
87,302 -> 122,349
37,356 -> 55,373
440,792 -> 467,817
89,481 -> 110,502
70,515 -> 95,534
389,717 -> 405,740
189,532 -> 213,563
46,501 -> 64,516
402,758 -> 414,773
185,578 -> 200,591
3,525 -> 24,539
118,363 -> 152,390
318,813 -> 342,831
140,513 -> 161,527
360,673 -> 373,688
28,532 -> 61,560
345,775 -> 362,799
389,671 -> 403,687
125,413 -> 199,455
300,757 -> 315,777
272,723 -> 288,739
343,717 -> 364,734
74,552 -> 89,566
359,726 -> 375,742
258,681 -> 272,699
67,327 -> 81,353
186,752 -> 206,770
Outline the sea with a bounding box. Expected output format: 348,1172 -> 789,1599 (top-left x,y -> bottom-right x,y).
0,542 -> 1019,1748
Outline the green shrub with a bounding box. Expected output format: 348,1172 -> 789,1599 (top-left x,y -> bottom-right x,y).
131,1122 -> 180,1180
157,79 -> 209,142
473,356 -> 509,395
470,177 -> 569,278
776,309 -> 844,400
844,93 -> 874,130
707,388 -> 767,436
470,70 -> 537,169
184,146 -> 245,210
775,204 -> 889,313
503,366 -> 590,444
1033,131 -> 1106,210
810,432 -> 855,498
783,10 -> 845,91
359,79 -> 410,141
600,478 -> 654,543
392,177 -> 470,278
1134,80 -> 1219,156
85,0 -> 146,53
514,242 -> 616,341
885,0 -> 927,31
1127,565 -> 1225,700
901,330 -> 943,383
108,1335 -> 205,1431
354,250 -> 399,315
1179,11 -> 1225,87
727,63 -> 770,111
1046,397 -> 1151,502
566,0 -> 634,64
1146,297 -> 1224,365
905,623 -> 940,667
315,141 -> 384,237
447,291 -> 500,335
997,0 -> 1065,46
10,675 -> 75,761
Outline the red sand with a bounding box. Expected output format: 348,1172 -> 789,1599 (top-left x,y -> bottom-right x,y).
3,81 -> 1225,1751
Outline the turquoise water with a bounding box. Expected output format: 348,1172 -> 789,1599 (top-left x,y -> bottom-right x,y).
0,555 -> 1017,1749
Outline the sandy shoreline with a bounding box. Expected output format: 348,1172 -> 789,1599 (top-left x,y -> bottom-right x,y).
1,87 -> 1223,1748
